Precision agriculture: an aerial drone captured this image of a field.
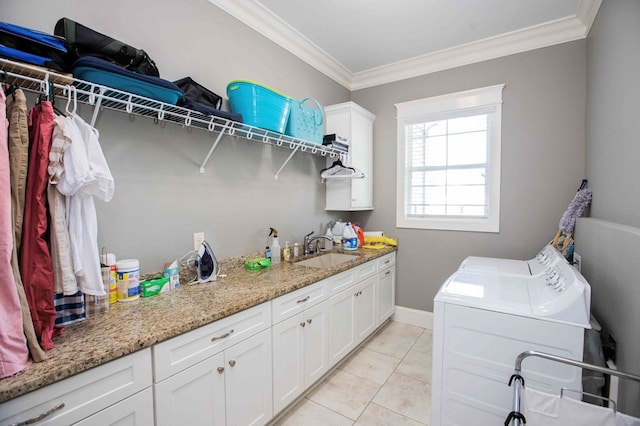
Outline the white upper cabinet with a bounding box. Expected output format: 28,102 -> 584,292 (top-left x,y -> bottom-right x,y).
324,102 -> 375,211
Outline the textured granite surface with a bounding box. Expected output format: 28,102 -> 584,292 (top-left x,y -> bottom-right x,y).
0,247 -> 396,403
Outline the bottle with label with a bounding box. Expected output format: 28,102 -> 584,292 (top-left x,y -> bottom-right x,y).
343,222 -> 358,251
265,246 -> 271,260
293,242 -> 299,258
270,227 -> 281,264
283,241 -> 291,261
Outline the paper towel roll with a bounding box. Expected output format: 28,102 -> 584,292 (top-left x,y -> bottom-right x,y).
364,231 -> 384,237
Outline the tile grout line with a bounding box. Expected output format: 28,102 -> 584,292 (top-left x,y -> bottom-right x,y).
350,327 -> 429,425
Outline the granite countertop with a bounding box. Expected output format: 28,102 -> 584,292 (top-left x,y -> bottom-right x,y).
0,247 -> 396,403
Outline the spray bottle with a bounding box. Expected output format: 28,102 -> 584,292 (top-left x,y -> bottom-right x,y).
269,227 -> 281,264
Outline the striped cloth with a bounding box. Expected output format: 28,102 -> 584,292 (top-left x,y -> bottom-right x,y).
54,291 -> 85,327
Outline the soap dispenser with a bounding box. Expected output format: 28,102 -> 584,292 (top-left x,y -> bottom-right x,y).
270,227 -> 281,264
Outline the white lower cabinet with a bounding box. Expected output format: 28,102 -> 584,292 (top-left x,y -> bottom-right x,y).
376,253 -> 396,326
353,275 -> 377,345
154,351 -> 226,426
272,301 -> 329,413
327,275 -> 377,368
225,329 -> 273,426
155,328 -> 272,426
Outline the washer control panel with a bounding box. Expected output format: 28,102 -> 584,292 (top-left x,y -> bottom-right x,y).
528,245 -> 567,276
528,259 -> 591,326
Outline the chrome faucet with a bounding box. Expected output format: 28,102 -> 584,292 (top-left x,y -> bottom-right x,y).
306,235 -> 333,255
303,231 -> 314,256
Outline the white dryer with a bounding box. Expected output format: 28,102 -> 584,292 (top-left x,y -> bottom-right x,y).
431,249 -> 591,425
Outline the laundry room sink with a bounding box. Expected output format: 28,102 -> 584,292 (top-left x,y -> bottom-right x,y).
294,253 -> 358,269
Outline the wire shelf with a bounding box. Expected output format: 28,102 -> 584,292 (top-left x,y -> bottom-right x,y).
0,58 -> 346,176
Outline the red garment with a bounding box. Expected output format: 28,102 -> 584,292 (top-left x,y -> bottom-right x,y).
20,101 -> 56,351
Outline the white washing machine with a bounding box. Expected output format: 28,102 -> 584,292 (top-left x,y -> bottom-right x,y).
431,247 -> 591,425
459,244 -> 566,277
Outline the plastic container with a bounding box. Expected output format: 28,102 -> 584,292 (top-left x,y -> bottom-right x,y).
293,242 -> 299,258
285,97 -> 324,143
343,223 -> 358,251
271,236 -> 281,264
116,259 -> 140,301
227,80 -> 291,133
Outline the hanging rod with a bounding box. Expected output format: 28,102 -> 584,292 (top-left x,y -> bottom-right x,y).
0,58 -> 347,175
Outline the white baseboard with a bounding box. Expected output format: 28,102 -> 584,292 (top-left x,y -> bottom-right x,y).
392,306 -> 433,329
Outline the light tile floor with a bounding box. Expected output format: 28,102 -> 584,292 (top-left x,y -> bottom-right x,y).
275,321 -> 432,425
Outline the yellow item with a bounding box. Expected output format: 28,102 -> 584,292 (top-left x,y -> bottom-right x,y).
362,236 -> 398,249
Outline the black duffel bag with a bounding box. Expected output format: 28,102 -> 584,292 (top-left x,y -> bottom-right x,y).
173,77 -> 222,110
54,17 -> 160,77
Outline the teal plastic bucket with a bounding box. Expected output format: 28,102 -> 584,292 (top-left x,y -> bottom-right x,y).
227,80 -> 291,133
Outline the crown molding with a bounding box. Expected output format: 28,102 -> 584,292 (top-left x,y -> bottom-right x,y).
209,0 -> 601,91
209,0 -> 353,89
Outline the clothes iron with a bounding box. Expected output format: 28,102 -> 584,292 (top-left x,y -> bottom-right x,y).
197,240 -> 219,283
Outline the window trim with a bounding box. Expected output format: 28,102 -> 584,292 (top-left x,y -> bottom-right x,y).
396,84 -> 505,232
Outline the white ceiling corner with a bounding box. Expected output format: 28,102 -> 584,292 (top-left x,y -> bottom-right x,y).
209,0 -> 601,91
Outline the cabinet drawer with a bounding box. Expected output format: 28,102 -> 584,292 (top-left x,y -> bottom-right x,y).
355,260 -> 376,281
0,348 -> 151,426
272,280 -> 327,324
376,252 -> 396,271
325,268 -> 356,296
74,387 -> 154,426
153,302 -> 271,382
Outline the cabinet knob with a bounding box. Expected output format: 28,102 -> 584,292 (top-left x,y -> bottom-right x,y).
385,271 -> 391,275
307,318 -> 312,324
217,367 -> 225,374
300,322 -> 306,327
229,360 -> 236,367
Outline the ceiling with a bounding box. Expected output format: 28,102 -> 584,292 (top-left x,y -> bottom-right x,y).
209,0 -> 601,90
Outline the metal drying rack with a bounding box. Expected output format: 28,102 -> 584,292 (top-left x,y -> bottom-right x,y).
0,58 -> 346,177
506,350 -> 640,425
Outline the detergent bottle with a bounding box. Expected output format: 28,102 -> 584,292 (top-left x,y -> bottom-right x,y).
342,222 -> 358,251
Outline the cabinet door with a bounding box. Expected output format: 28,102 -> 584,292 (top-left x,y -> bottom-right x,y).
225,329 -> 273,426
327,286 -> 356,367
349,112 -> 373,209
377,266 -> 396,325
75,388 -> 154,426
303,301 -> 329,387
154,352 -> 225,426
272,313 -> 305,414
354,276 -> 377,345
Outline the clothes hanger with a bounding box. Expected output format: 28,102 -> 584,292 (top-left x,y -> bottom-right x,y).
320,159 -> 365,182
319,159 -> 356,175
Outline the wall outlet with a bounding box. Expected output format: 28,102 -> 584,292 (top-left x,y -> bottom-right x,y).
573,252 -> 582,272
193,232 -> 205,252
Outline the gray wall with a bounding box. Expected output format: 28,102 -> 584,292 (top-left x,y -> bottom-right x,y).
3,0 -> 350,272
577,0 -> 640,416
352,41 -> 587,312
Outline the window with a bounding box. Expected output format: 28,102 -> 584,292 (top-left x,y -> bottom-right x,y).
396,85 -> 504,232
